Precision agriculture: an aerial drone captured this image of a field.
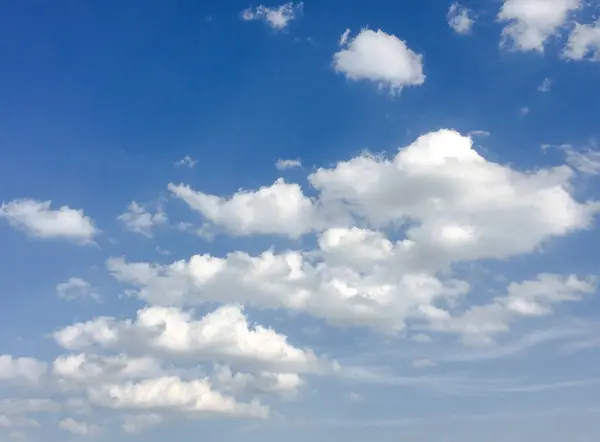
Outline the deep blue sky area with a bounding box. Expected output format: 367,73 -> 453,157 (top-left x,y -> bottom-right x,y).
1,1 -> 600,441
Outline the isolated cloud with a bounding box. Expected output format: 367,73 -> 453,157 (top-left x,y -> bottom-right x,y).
117,201 -> 167,238
0,355 -> 47,385
58,418 -> 100,436
0,199 -> 97,242
275,159 -> 302,170
498,0 -> 581,52
56,277 -> 101,302
333,28 -> 425,93
538,77 -> 552,92
241,2 -> 303,30
564,20 -> 600,61
175,155 -> 198,168
448,3 -> 475,35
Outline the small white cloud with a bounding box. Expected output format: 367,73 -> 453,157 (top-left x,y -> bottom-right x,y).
563,20 -> 600,61
56,277 -> 101,303
498,0 -> 582,52
519,106 -> 530,116
467,130 -> 491,138
538,77 -> 552,92
175,155 -> 198,168
0,199 -> 97,242
412,359 -> 437,369
241,2 -> 303,30
448,3 -> 475,35
333,28 -> 425,94
117,201 -> 167,238
58,418 -> 100,436
275,159 -> 302,170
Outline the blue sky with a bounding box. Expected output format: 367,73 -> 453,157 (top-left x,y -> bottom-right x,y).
2,0 -> 600,440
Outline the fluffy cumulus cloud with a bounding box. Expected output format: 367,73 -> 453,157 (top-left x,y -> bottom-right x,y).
333,28 -> 425,93
53,304 -> 334,373
0,355 -> 47,385
241,2 -> 303,30
0,199 -> 97,242
498,0 -> 582,52
88,376 -> 268,418
447,3 -> 475,35
169,179 -> 321,238
106,130 -> 598,337
117,201 -> 167,237
564,20 -> 600,61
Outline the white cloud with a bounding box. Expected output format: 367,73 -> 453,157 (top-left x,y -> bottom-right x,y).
106,130 -> 599,336
538,77 -> 552,92
426,274 -> 595,345
448,3 -> 475,35
122,414 -> 163,434
58,418 -> 100,436
53,353 -> 163,384
333,28 -> 425,93
212,365 -> 303,397
519,106 -> 530,116
56,277 -> 101,303
563,145 -> 600,175
117,201 -> 167,238
564,20 -> 600,61
498,0 -> 582,52
0,199 -> 97,242
0,355 -> 47,385
88,376 -> 268,418
54,304 -> 334,374
241,2 -> 303,30
169,179 -> 321,238
175,155 -> 198,168
412,359 -> 437,369
275,159 -> 302,170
